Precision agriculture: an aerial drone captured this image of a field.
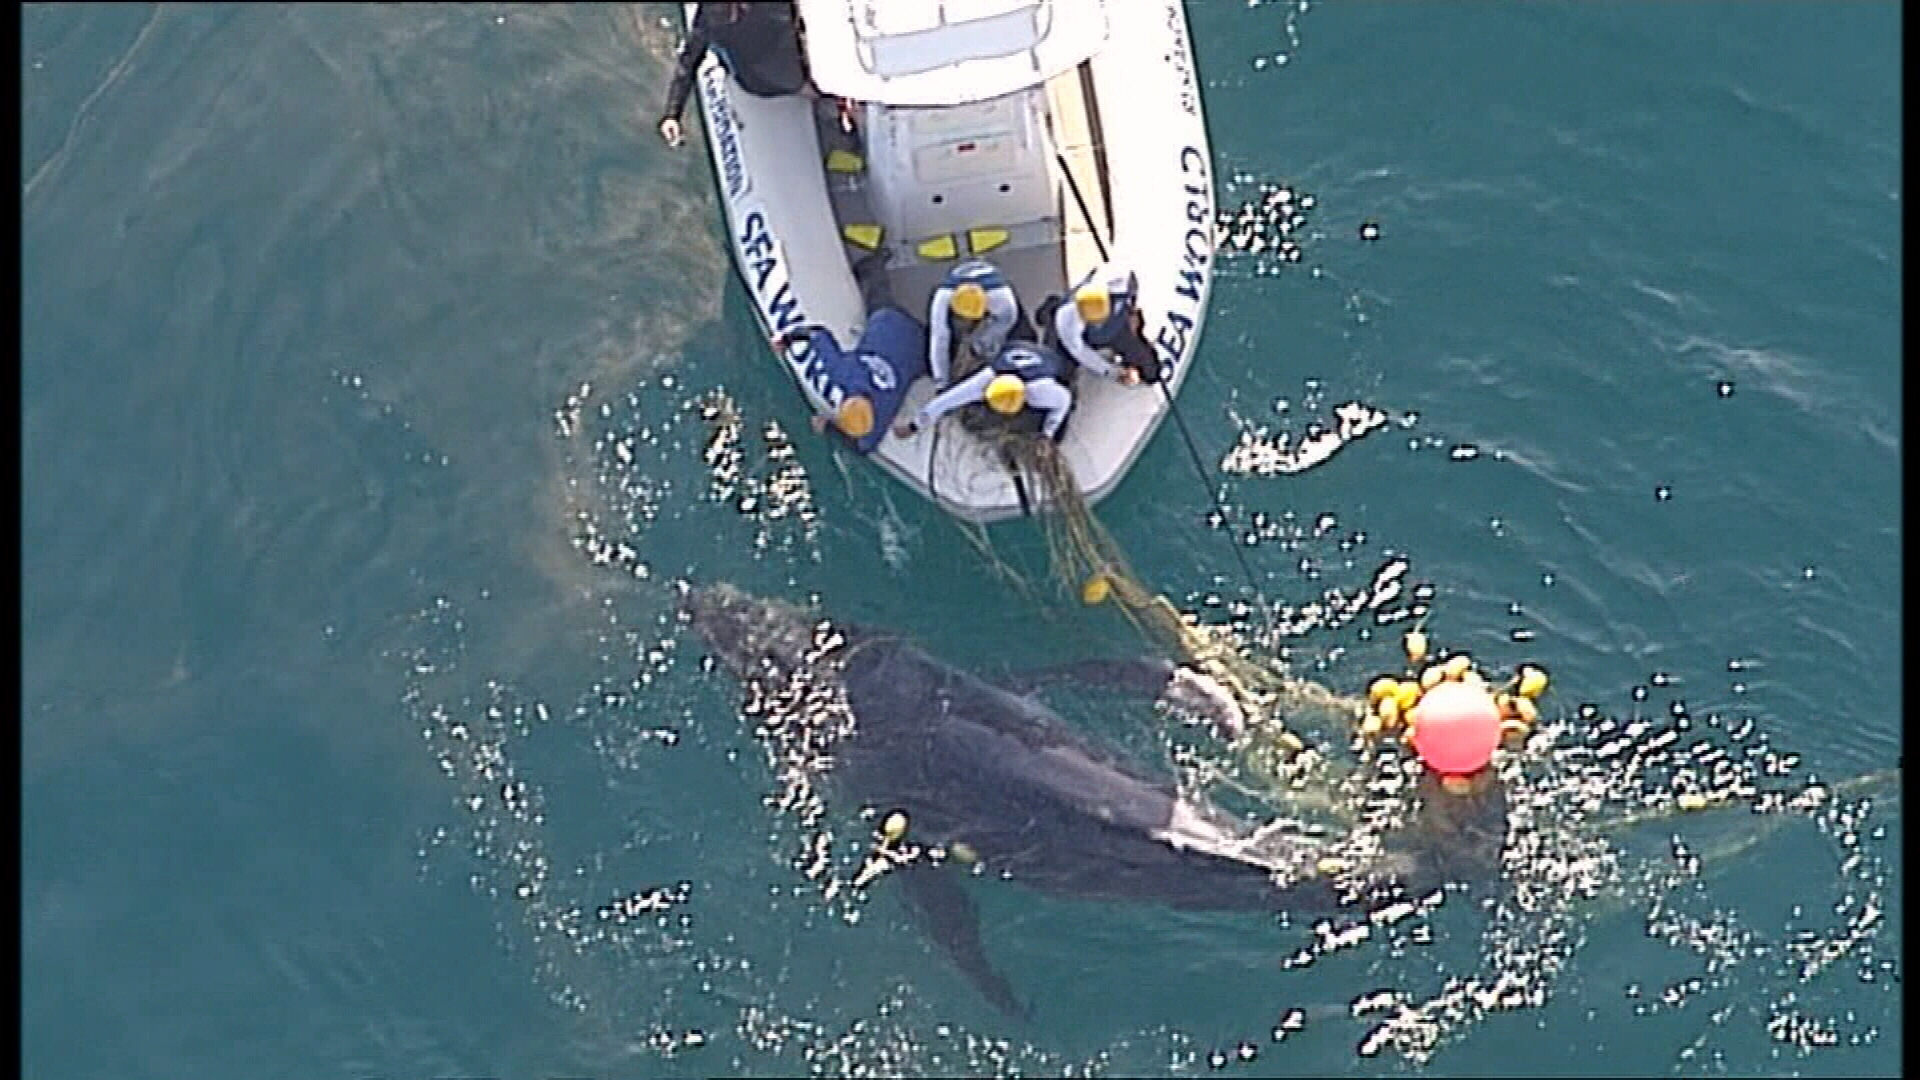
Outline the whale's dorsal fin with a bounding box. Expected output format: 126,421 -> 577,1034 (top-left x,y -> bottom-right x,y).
896,863 -> 1032,1022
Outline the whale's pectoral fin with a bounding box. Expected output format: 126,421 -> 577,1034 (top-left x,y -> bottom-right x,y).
1004,657 -> 1247,738
998,656 -> 1177,699
898,863 -> 1032,1022
1156,666 -> 1250,738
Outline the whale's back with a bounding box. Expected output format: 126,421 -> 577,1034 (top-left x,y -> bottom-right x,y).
838,638 -> 1173,825
831,638 -> 1322,909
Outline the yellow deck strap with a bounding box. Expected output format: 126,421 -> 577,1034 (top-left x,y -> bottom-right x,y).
825,149 -> 865,174
966,227 -> 1010,255
841,223 -> 884,250
915,234 -> 959,260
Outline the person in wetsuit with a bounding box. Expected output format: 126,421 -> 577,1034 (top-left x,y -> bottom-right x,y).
657,2 -> 810,147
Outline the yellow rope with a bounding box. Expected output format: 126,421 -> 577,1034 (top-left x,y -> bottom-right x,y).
979,434 -> 1369,757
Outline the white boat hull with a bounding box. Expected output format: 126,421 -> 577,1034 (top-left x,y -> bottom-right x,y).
686,0 -> 1216,523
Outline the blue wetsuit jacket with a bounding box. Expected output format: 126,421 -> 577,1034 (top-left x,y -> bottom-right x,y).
801,307 -> 930,455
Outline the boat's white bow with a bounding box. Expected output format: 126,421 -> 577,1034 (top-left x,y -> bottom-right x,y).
796,0 -> 1110,106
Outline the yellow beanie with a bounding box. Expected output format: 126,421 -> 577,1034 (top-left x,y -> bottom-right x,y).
984,374 -> 1026,415
950,282 -> 988,321
1074,284 -> 1111,323
835,396 -> 875,437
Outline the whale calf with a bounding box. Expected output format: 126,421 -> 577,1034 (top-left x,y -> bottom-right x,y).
681,582 -> 1503,1017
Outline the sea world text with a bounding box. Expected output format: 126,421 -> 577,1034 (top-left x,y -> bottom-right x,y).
738,210 -> 835,401
1154,144 -> 1214,374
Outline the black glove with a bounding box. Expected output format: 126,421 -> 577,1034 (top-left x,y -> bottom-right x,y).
1121,340 -> 1166,384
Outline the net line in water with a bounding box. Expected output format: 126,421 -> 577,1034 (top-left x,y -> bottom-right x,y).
420,376 -> 1901,1070
962,433 -> 1370,755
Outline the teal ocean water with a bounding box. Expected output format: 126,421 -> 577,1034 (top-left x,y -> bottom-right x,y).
23,3 -> 1899,1077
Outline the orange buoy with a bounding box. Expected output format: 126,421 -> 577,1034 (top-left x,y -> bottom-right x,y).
1408,680 -> 1503,776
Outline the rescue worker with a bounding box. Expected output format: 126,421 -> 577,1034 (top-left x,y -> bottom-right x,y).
893,339 -> 1075,443
1044,263 -> 1164,387
926,257 -> 1025,388
773,252 -> 929,456
658,2 -> 810,148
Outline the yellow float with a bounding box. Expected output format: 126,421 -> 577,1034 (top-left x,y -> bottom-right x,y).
1404,629 -> 1429,666
1080,574 -> 1113,606
881,811 -> 909,843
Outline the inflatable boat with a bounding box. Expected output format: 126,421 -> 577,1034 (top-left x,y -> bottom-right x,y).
687,0 -> 1216,523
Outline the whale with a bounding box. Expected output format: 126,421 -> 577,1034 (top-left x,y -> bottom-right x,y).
680,582 -> 1505,1017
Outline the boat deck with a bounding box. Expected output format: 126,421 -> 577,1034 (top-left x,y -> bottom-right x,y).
809,64 -> 1113,356
800,65 -> 1152,510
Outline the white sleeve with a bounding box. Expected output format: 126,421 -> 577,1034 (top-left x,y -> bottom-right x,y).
975,288 -> 1019,355
914,367 -> 994,428
1054,301 -> 1115,379
1024,377 -> 1075,439
926,286 -> 955,385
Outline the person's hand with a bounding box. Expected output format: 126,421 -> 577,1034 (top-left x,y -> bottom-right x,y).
1116,365 -> 1142,386
658,116 -> 684,147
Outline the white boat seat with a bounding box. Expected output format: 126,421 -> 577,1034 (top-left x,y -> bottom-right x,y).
859,89 -> 1060,263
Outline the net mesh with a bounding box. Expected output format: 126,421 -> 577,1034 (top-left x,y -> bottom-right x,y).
971,433 -> 1371,758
